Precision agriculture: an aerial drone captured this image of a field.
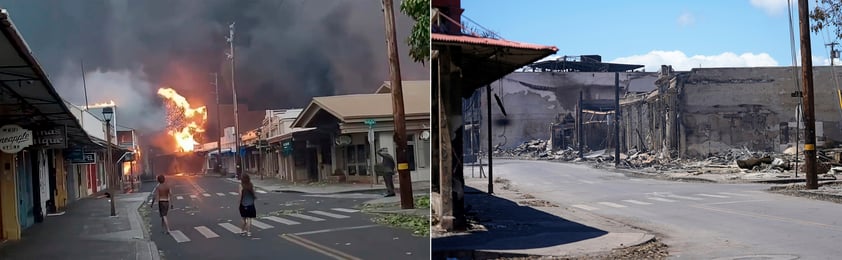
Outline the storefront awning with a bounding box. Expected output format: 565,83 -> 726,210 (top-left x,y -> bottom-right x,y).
0,9 -> 96,148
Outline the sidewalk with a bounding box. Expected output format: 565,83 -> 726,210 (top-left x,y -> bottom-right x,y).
223,176 -> 431,194
0,192 -> 159,260
431,178 -> 654,258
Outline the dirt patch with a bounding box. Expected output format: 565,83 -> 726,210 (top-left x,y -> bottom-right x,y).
518,194 -> 536,199
517,200 -> 559,207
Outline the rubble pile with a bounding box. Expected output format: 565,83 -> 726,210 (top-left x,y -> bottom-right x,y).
494,139 -> 551,159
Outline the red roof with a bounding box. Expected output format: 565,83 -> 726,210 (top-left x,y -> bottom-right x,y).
432,33 -> 558,52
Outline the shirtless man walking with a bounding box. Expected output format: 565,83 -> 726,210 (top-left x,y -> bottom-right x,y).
150,175 -> 173,234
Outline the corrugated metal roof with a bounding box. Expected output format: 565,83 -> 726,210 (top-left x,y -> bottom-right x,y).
432,33 -> 558,52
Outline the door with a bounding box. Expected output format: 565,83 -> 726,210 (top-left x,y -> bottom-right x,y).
16,152 -> 33,229
306,148 -> 318,182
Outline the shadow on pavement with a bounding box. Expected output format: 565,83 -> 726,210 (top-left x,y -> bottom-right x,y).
432,186 -> 608,256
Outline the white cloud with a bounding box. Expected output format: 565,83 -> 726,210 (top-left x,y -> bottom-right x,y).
677,12 -> 695,27
750,0 -> 794,16
610,50 -> 779,71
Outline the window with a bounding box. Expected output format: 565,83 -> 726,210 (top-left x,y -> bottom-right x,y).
344,145 -> 369,176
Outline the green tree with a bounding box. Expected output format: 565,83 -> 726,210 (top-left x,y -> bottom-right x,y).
400,0 -> 430,64
810,0 -> 842,39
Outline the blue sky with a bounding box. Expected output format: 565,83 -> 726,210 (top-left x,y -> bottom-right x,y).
461,0 -> 839,71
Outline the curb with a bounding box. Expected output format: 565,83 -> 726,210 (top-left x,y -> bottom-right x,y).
132,193 -> 160,260
432,233 -> 657,259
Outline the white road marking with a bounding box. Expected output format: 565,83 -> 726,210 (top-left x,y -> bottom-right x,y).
623,200 -> 652,205
744,190 -> 765,193
216,193 -> 226,196
580,180 -> 596,184
331,208 -> 360,213
697,193 -> 729,198
229,192 -> 239,196
218,222 -> 243,234
630,179 -> 644,181
262,216 -> 301,225
250,220 -> 274,229
310,210 -> 350,219
648,197 -> 677,202
189,195 -> 198,199
176,196 -> 184,200
194,226 -> 219,238
202,193 -> 212,197
293,224 -> 381,236
256,190 -> 268,194
718,192 -> 752,197
598,202 -> 627,208
170,230 -> 191,243
288,213 -> 325,221
667,195 -> 704,201
571,204 -> 599,211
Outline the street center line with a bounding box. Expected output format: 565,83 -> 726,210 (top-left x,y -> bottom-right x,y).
256,190 -> 267,194
250,219 -> 274,229
281,234 -> 362,260
169,230 -> 191,243
292,224 -> 381,236
216,193 -> 226,196
202,193 -> 212,197
189,195 -> 198,199
288,213 -> 325,222
697,193 -> 729,198
218,222 -> 243,234
229,192 -> 239,196
598,202 -> 627,208
176,196 -> 184,200
310,210 -> 350,219
262,216 -> 300,225
622,200 -> 652,205
331,208 -> 360,213
571,204 -> 599,211
194,226 -> 219,238
667,195 -> 704,201
648,197 -> 676,202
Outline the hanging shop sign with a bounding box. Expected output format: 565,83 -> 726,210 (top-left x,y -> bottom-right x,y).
33,125 -> 67,149
0,124 -> 33,154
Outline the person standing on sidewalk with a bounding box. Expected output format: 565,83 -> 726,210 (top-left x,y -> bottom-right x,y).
375,147 -> 397,197
149,175 -> 173,234
239,173 -> 258,237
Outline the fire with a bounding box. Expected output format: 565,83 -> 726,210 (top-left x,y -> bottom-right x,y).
123,162 -> 132,175
88,100 -> 116,109
157,88 -> 207,152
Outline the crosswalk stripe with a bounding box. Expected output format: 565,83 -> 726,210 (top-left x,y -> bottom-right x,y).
202,193 -> 212,197
310,210 -> 350,219
623,200 -> 652,205
288,213 -> 325,221
218,223 -> 243,234
598,202 -> 627,208
250,220 -> 274,229
189,195 -> 198,199
262,216 -> 301,225
648,197 -> 677,202
194,226 -> 219,238
667,195 -> 703,201
176,196 -> 184,200
331,208 -> 360,213
229,192 -> 239,196
697,193 -> 729,198
170,230 -> 191,243
216,193 -> 226,196
580,180 -> 596,184
718,192 -> 751,197
571,204 -> 599,211
256,190 -> 268,194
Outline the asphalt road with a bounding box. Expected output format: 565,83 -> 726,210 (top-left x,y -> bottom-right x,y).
141,175 -> 428,260
489,159 -> 842,259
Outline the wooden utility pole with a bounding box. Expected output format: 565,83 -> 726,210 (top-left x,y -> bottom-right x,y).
212,73 -> 223,175
578,91 -> 583,159
798,0 -> 818,189
614,72 -> 620,167
381,0 -> 414,209
487,85 -> 493,194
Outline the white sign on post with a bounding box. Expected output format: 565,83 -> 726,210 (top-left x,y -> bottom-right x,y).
0,124 -> 33,154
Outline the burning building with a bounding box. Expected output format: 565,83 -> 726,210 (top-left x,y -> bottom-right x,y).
152,88 -> 208,175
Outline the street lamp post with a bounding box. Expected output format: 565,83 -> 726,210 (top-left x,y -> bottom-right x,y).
103,107 -> 116,217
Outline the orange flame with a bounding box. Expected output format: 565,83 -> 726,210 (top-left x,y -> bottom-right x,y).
88,100 -> 116,108
157,88 -> 207,152
123,162 -> 132,175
